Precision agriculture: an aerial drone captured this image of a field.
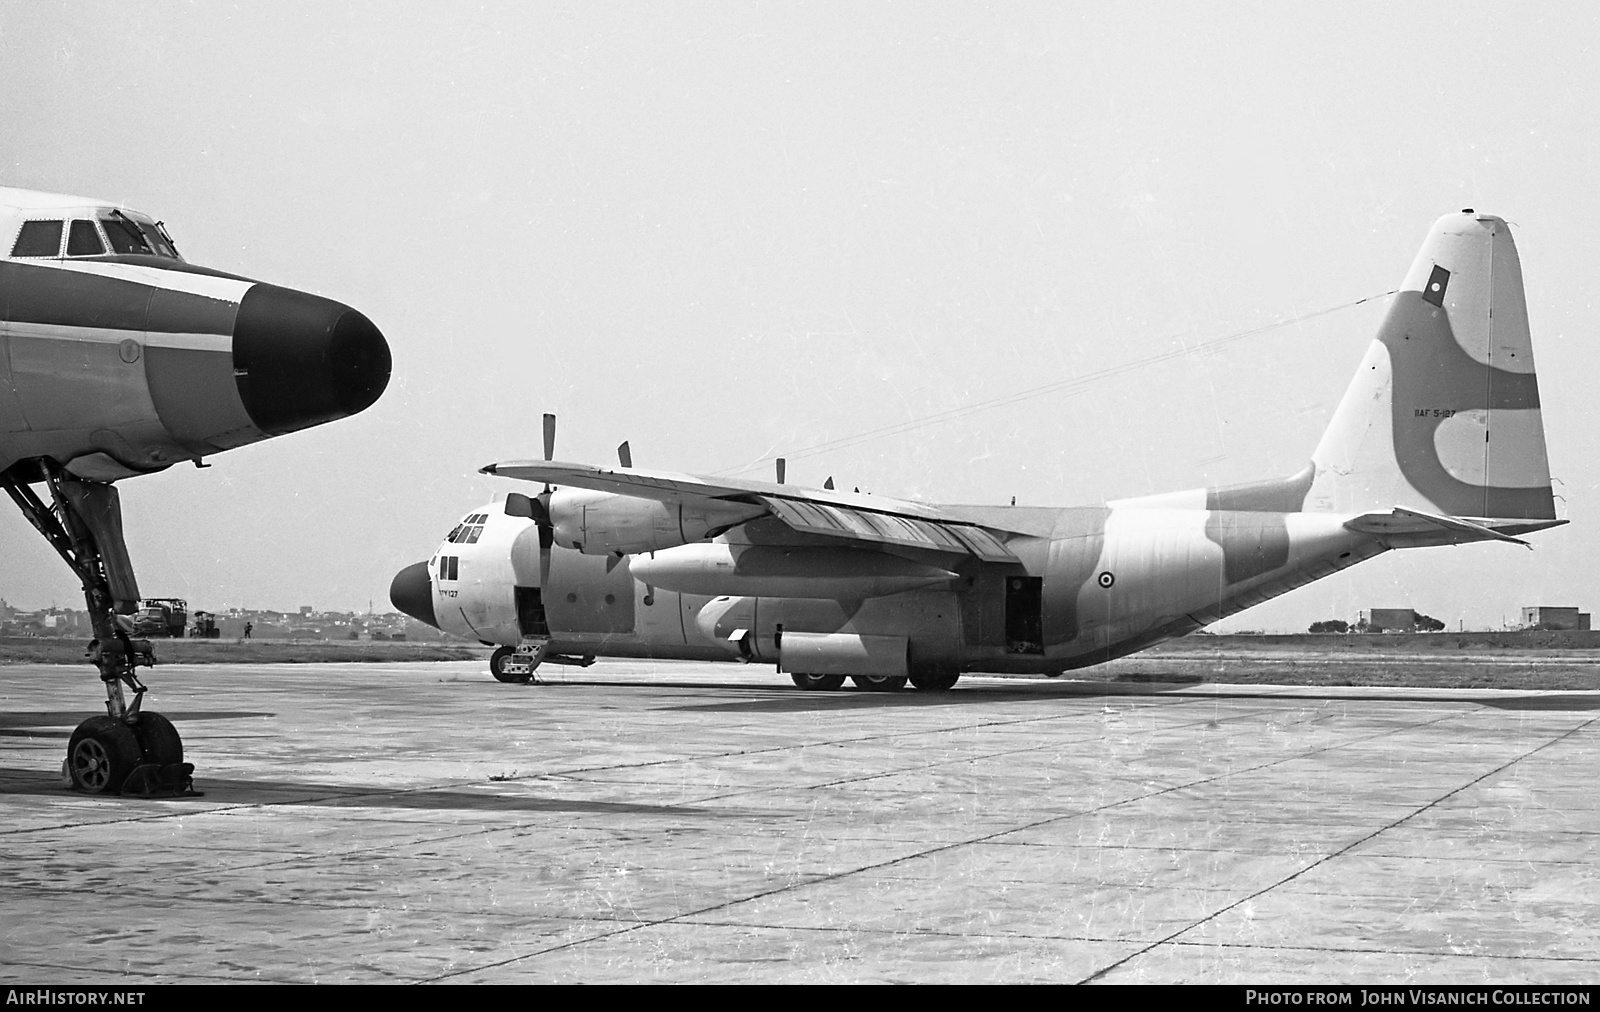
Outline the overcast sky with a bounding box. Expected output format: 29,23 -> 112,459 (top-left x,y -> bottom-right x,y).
3,2 -> 1598,631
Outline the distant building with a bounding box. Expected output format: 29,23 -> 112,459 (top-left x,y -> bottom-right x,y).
1360,608 -> 1416,633
1521,607 -> 1591,631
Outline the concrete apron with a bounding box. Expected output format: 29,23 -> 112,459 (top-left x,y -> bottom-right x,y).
0,661 -> 1596,983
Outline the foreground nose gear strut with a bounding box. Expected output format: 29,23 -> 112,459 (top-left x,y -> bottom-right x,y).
1,461 -> 197,797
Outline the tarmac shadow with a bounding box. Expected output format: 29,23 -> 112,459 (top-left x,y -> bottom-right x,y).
0,710 -> 274,739
0,766 -> 714,816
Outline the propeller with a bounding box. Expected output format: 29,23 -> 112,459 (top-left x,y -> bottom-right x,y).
535,412 -> 557,589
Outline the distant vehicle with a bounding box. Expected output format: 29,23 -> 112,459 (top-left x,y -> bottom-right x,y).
394,210 -> 1564,688
190,610 -> 220,639
132,598 -> 187,638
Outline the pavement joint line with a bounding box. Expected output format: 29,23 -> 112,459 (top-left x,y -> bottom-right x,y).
656,917 -> 1600,964
417,707 -> 1473,982
1074,716 -> 1599,984
1158,938 -> 1600,964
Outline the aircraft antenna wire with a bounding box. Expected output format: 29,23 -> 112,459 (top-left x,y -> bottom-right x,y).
717,290 -> 1398,477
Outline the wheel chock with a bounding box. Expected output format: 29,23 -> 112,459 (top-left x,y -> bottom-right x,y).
119,762 -> 202,798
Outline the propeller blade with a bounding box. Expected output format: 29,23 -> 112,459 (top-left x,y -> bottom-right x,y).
776,457 -> 786,484
542,413 -> 556,462
617,441 -> 632,469
538,515 -> 553,589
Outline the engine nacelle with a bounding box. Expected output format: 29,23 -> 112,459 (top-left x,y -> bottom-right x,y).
544,488 -> 766,556
631,543 -> 958,599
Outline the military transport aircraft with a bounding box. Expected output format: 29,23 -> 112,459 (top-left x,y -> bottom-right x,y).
391,210 -> 1561,690
1,185 -> 390,794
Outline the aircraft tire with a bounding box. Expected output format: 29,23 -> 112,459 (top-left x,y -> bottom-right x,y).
789,672 -> 845,691
66,717 -> 144,795
130,711 -> 184,765
849,675 -> 907,692
909,672 -> 960,692
489,647 -> 522,683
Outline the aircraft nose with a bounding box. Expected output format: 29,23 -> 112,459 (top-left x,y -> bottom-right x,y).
232,283 -> 392,435
389,561 -> 438,628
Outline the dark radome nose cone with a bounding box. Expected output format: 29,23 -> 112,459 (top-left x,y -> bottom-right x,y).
233,283 -> 392,435
389,561 -> 438,628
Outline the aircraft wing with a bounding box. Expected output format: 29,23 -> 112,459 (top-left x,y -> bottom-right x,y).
482,459 -> 1020,562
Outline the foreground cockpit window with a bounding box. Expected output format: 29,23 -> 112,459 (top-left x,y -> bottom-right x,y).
137,219 -> 181,259
101,214 -> 153,255
10,219 -> 63,257
67,220 -> 106,256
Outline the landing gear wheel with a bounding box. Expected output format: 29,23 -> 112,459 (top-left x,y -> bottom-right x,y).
489,647 -> 522,683
850,674 -> 908,692
790,672 -> 846,691
66,716 -> 143,795
909,672 -> 960,692
129,711 -> 183,765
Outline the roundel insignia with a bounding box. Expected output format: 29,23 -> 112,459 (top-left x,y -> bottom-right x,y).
1097,571 -> 1115,589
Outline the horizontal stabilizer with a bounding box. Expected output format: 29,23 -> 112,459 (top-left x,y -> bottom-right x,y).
1343,507 -> 1566,548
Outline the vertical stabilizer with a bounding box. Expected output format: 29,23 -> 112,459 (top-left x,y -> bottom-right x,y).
1305,211 -> 1554,520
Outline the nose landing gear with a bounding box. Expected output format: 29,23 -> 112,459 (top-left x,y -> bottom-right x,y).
4,462 -> 199,797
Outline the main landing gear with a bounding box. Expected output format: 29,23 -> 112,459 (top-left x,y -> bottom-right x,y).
788,672 -> 960,692
1,462 -> 197,797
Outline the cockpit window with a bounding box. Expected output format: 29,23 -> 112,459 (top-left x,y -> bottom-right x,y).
101,215 -> 152,255
136,220 -> 180,259
67,220 -> 106,256
11,220 -> 63,257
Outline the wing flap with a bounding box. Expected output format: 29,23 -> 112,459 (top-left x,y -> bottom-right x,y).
760,495 -> 1017,562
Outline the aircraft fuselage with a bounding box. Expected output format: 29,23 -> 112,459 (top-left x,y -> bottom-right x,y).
405,491 -> 1383,677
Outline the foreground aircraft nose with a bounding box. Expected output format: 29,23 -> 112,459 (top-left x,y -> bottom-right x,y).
389,561 -> 438,628
232,284 -> 391,435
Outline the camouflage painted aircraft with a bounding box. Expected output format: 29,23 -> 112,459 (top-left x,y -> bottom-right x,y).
1,186 -> 391,793
390,210 -> 1561,689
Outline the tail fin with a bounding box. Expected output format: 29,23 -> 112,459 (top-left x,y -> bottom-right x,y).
1306,210 -> 1555,521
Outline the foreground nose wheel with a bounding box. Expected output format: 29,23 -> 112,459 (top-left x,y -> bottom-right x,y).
64,712 -> 194,796
66,717 -> 143,794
